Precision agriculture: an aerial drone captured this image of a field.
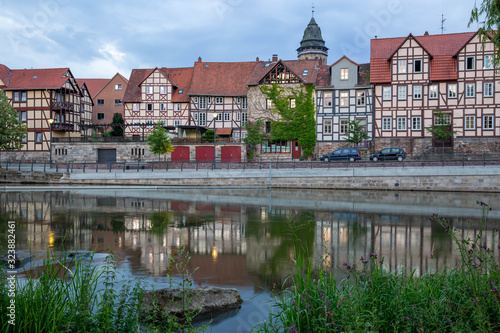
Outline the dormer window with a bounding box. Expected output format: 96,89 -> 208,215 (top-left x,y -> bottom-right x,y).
178,89 -> 183,94
302,69 -> 309,76
340,68 -> 348,80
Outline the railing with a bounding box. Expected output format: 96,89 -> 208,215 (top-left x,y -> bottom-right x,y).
1,153 -> 500,173
51,122 -> 74,131
51,101 -> 75,111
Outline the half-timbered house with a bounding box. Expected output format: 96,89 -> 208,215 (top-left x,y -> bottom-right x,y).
1,65 -> 85,160
315,56 -> 373,156
371,31 -> 500,155
246,56 -> 320,159
187,58 -> 256,142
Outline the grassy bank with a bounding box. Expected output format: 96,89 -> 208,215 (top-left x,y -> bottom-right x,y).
254,202 -> 500,332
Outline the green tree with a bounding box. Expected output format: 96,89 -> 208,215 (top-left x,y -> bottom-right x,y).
110,113 -> 124,136
146,122 -> 174,160
244,120 -> 266,159
344,119 -> 370,147
470,1 -> 500,66
260,83 -> 316,158
0,90 -> 27,152
425,109 -> 458,154
201,129 -> 218,143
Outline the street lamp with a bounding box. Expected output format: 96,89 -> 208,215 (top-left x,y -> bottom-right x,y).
212,113 -> 218,168
48,118 -> 54,167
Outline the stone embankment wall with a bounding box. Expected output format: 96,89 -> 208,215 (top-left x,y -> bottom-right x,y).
1,166 -> 500,192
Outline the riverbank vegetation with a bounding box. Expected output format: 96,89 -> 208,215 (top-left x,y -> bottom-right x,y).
254,202 -> 500,332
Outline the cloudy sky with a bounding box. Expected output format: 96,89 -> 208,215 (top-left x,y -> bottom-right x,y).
0,0 -> 480,79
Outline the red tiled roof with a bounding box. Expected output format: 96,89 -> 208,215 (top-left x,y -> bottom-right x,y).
122,69 -> 155,103
6,68 -> 73,90
0,64 -> 10,88
189,61 -> 256,96
331,55 -> 358,67
315,65 -> 331,88
216,128 -> 232,135
76,78 -> 109,98
161,67 -> 193,103
357,63 -> 371,86
370,31 -> 476,83
247,59 -> 320,85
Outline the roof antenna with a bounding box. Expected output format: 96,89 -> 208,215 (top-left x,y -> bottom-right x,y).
441,1 -> 446,34
312,3 -> 314,17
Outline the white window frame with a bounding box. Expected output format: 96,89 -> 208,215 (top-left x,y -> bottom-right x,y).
224,113 -> 231,121
199,96 -> 206,109
429,85 -> 438,99
215,97 -> 223,104
398,59 -> 407,73
133,103 -> 140,111
160,103 -> 167,111
484,82 -> 494,97
199,112 -> 206,126
241,112 -> 247,125
397,117 -> 407,130
435,113 -> 451,125
397,86 -> 407,100
465,115 -> 476,130
290,98 -> 296,109
146,86 -> 153,95
174,119 -> 180,126
339,91 -> 349,107
147,103 -> 153,111
356,91 -> 365,106
340,68 -> 349,80
160,86 -> 167,94
382,86 -> 391,100
236,112 -> 240,121
413,85 -> 422,99
411,116 -> 422,130
19,111 -> 27,122
448,84 -> 457,98
242,97 -> 247,109
193,96 -> 198,104
114,99 -> 122,106
266,99 -> 273,110
236,97 -> 241,104
324,92 -> 333,107
114,84 -> 122,90
207,96 -> 212,104
35,132 -> 42,143
174,103 -> 181,111
484,55 -> 494,69
193,113 -> 198,121
339,119 -> 349,134
413,59 -> 423,73
483,115 -> 494,130
465,83 -> 476,97
323,119 -> 332,134
382,117 -> 392,130
465,56 -> 475,70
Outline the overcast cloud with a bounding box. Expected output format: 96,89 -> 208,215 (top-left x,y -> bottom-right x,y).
0,0 -> 479,79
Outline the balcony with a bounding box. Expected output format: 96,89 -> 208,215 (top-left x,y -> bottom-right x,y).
51,101 -> 75,111
51,122 -> 74,131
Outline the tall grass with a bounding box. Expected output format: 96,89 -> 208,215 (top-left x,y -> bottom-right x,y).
254,201 -> 500,332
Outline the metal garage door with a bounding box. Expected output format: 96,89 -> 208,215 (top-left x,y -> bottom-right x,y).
171,146 -> 190,162
97,149 -> 116,163
196,146 -> 214,162
221,146 -> 241,162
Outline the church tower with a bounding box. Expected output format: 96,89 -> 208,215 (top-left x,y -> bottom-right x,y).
297,8 -> 328,65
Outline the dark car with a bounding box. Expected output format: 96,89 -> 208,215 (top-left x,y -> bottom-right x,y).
370,148 -> 406,162
320,148 -> 361,162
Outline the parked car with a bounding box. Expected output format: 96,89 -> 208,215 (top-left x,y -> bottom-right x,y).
370,148 -> 406,162
320,148 -> 361,162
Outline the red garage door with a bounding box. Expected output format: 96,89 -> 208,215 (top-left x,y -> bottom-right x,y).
196,146 -> 214,162
221,146 -> 241,162
171,146 -> 190,162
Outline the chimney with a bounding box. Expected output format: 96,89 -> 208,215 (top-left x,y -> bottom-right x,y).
198,57 -> 202,63
424,31 -> 429,36
272,54 -> 278,62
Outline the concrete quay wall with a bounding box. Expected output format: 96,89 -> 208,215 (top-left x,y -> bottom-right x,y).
1,166 -> 500,192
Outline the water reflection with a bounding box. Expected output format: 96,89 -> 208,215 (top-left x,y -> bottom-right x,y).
1,189 -> 500,331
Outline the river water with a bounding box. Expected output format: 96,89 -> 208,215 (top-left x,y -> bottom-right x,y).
1,187 -> 500,332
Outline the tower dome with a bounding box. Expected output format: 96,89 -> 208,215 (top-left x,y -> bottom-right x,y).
297,14 -> 328,64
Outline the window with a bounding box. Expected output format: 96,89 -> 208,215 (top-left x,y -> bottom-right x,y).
97,99 -> 104,105
340,119 -> 349,134
397,117 -> 407,130
324,92 -> 333,107
236,112 -> 240,121
340,68 -> 348,80
237,97 -> 241,104
114,84 -> 122,90
193,113 -> 198,121
133,103 -> 139,111
147,103 -> 153,111
174,103 -> 181,111
356,91 -> 365,106
339,91 -> 349,107
466,56 -> 475,70
465,115 -> 476,130
146,120 -> 154,127
224,113 -> 231,121
266,99 -> 273,110
435,113 -> 451,125
114,99 -> 122,105
383,87 -> 391,100
81,103 -> 85,112
465,83 -> 475,97
323,119 -> 332,134
199,96 -> 206,109
97,113 -> 104,120
414,59 -> 422,73
14,91 -> 27,102
398,86 -> 407,100
241,112 -> 247,125
207,96 -> 212,104
290,98 -> 296,108
261,140 -> 290,154
429,85 -> 438,99
484,115 -> 494,129
199,113 -> 206,126
413,85 -> 422,99
265,121 -> 271,133
22,134 -> 27,143
18,111 -> 26,122
146,86 -> 153,94
174,119 -> 180,126
484,82 -> 494,97
215,113 -> 222,121
178,89 -> 183,94
448,84 -> 457,98
302,69 -> 309,76
484,55 -> 494,69
160,103 -> 167,111
160,86 -> 167,94
412,116 -> 422,130
382,117 -> 392,130
215,97 -> 223,104
193,96 -> 198,104
398,59 -> 407,73
35,132 -> 42,143
242,97 -> 247,109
